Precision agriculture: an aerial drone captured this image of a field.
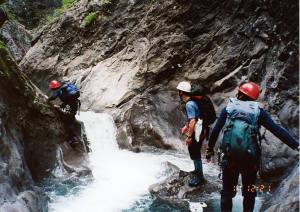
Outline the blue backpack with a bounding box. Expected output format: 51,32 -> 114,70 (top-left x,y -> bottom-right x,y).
221,98 -> 260,160
61,82 -> 80,97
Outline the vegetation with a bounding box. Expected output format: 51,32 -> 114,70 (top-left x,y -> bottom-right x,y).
47,0 -> 76,22
100,0 -> 111,6
0,40 -> 6,49
82,12 -> 98,27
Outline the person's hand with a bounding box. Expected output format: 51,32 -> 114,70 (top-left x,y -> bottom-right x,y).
185,137 -> 192,146
181,125 -> 188,135
53,105 -> 60,109
206,147 -> 214,162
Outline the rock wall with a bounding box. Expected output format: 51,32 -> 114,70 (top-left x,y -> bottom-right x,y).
0,46 -> 89,211
0,20 -> 32,62
6,0 -> 62,28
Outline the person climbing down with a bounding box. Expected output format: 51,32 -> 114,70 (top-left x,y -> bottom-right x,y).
47,80 -> 80,117
47,80 -> 81,146
205,82 -> 299,212
177,81 -> 216,187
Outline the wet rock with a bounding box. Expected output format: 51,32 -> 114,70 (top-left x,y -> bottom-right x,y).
259,126 -> 298,178
115,88 -> 185,151
262,163 -> 299,211
149,162 -> 221,205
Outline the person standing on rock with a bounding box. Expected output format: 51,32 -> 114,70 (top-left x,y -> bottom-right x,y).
205,82 -> 299,212
177,81 -> 205,187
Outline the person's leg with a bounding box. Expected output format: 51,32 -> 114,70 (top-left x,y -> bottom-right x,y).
188,138 -> 203,186
68,97 -> 79,117
221,159 -> 239,212
193,158 -> 204,180
241,163 -> 258,212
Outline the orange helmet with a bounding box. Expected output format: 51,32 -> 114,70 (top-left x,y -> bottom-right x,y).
239,82 -> 260,100
49,80 -> 61,89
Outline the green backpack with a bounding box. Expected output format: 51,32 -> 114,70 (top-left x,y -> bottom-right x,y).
222,98 -> 261,160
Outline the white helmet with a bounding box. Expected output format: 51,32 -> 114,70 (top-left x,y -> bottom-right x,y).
176,81 -> 191,93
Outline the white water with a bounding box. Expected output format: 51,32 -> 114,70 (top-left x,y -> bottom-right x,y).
49,111 -> 194,212
48,111 -> 262,212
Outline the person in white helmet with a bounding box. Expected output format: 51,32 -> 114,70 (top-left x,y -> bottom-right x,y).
177,81 -> 205,186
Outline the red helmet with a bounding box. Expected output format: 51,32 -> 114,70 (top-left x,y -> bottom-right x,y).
239,82 -> 260,100
49,80 -> 61,89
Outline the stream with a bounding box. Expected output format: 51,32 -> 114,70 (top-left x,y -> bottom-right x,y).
42,111 -> 263,212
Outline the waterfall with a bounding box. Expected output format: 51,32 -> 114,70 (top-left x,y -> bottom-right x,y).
48,111 -> 193,211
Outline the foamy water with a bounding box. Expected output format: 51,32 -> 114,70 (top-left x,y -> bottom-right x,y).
48,112 -> 194,211
48,111 -> 262,212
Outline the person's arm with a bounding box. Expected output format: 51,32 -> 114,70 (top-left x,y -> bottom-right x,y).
259,109 -> 299,150
47,91 -> 59,102
186,118 -> 196,137
184,101 -> 198,145
208,107 -> 227,149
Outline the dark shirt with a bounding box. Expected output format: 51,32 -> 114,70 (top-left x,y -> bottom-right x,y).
48,88 -> 69,108
208,107 -> 299,150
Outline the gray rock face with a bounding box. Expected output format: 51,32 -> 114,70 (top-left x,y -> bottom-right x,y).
7,0 -> 62,28
262,163 -> 299,211
19,0 -> 298,209
0,20 -> 32,62
0,48 -> 90,211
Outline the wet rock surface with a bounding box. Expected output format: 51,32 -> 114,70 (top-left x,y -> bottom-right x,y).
262,162 -> 299,211
149,161 -> 222,211
150,162 -> 221,201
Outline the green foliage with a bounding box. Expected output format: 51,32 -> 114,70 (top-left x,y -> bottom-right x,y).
82,12 -> 98,27
47,0 -> 76,22
0,40 -> 6,49
100,0 -> 111,6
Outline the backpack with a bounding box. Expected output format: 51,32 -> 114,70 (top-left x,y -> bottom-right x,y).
221,98 -> 260,160
190,84 -> 217,126
61,82 -> 80,98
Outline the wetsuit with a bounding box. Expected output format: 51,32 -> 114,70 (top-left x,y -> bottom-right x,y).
208,107 -> 299,212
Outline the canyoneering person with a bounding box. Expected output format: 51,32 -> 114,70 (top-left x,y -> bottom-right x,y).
48,80 -> 80,116
47,80 -> 81,145
205,82 -> 299,212
177,81 -> 216,187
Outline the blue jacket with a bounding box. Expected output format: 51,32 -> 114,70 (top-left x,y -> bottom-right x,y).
208,107 -> 299,150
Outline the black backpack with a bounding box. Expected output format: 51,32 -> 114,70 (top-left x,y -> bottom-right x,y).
191,84 -> 217,126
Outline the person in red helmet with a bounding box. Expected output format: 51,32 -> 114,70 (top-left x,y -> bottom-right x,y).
48,80 -> 81,146
206,82 -> 299,212
48,80 -> 80,116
